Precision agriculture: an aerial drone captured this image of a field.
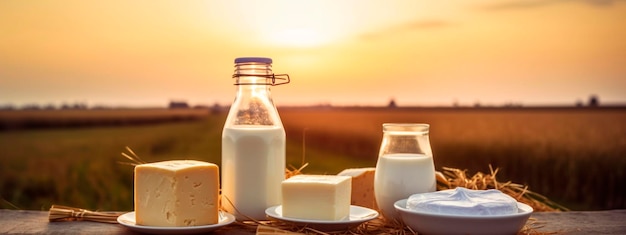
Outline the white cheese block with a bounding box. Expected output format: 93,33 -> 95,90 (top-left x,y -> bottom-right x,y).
337,167 -> 377,210
281,175 -> 352,221
134,160 -> 219,226
406,187 -> 518,215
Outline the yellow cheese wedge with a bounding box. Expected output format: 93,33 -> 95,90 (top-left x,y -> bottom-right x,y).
337,167 -> 377,210
134,160 -> 219,226
281,175 -> 352,221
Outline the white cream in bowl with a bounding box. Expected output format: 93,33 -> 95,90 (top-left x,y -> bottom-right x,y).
406,187 -> 518,216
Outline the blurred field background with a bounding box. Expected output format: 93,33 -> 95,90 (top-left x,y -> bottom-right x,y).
1,107 -> 624,212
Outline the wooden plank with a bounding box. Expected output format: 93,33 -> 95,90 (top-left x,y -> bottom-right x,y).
0,209 -> 133,234
531,210 -> 626,234
2,209 -> 626,234
0,209 -> 255,235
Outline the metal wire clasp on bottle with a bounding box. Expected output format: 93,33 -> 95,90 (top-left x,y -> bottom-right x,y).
232,73 -> 290,86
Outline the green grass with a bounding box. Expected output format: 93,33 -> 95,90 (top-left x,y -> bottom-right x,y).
0,112 -> 360,211
1,115 -> 222,211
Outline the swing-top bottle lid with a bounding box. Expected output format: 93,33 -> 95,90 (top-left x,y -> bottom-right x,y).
234,57 -> 272,64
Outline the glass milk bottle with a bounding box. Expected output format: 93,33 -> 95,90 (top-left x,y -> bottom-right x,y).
374,123 -> 436,221
222,57 -> 290,220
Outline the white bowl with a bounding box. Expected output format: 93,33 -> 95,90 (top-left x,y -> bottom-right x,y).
394,199 -> 533,235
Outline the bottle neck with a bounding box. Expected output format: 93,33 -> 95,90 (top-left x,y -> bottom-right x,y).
226,61 -> 280,127
379,123 -> 432,156
234,62 -> 273,85
235,83 -> 273,102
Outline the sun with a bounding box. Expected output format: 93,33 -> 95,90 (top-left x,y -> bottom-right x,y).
217,1 -> 394,48
217,1 -> 351,48
266,28 -> 329,48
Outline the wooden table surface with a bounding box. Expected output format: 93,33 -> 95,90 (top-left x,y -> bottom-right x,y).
1,209 -> 625,234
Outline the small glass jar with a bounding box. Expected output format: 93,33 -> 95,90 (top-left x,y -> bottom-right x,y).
374,123 -> 436,221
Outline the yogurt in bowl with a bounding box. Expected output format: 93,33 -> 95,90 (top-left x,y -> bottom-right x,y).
395,188 -> 533,235
406,187 -> 518,216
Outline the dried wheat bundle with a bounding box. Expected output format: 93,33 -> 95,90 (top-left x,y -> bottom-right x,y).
258,225 -> 306,234
351,217 -> 415,235
253,217 -> 416,235
436,165 -> 569,212
48,205 -> 125,223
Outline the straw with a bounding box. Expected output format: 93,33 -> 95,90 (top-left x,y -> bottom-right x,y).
50,146 -> 563,234
48,205 -> 125,224
436,165 -> 569,212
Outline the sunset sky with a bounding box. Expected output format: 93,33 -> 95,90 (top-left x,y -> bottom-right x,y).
1,0 -> 625,107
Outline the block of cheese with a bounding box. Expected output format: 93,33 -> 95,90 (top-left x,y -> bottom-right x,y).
337,167 -> 377,210
281,175 -> 352,221
134,160 -> 219,226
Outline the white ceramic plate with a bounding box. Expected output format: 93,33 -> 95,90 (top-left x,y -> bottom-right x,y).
394,199 -> 533,235
117,211 -> 235,234
265,205 -> 379,231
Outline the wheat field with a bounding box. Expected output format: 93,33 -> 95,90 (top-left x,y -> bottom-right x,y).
1,107 -> 624,211
280,107 -> 626,210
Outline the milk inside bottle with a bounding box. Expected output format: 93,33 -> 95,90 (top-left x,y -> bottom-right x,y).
221,57 -> 290,220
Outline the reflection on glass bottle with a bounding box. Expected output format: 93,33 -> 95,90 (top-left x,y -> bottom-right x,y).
235,98 -> 274,126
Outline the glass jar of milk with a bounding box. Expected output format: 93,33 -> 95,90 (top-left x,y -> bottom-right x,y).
222,57 -> 290,220
374,123 -> 436,221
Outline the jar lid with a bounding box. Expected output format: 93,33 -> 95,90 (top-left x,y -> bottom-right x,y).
234,57 -> 272,64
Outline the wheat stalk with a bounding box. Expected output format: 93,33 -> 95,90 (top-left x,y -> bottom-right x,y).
119,146 -> 146,166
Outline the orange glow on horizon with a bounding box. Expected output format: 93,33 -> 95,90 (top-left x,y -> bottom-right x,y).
0,1 -> 625,108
